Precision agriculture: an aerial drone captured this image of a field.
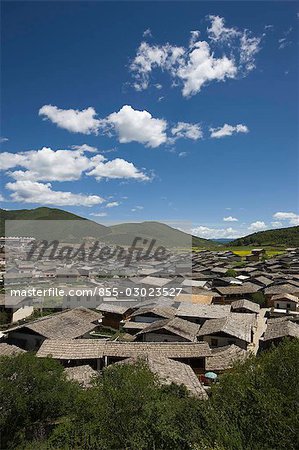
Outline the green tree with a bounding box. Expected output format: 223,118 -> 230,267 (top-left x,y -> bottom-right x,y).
0,352 -> 79,449
224,268 -> 237,278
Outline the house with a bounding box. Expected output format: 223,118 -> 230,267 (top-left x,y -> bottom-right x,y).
230,299 -> 260,315
175,304 -> 231,325
96,303 -> 132,329
271,294 -> 299,312
5,307 -> 102,350
37,340 -> 211,373
246,249 -> 266,262
264,284 -> 299,304
135,317 -> 200,342
261,318 -> 299,349
115,355 -> 208,399
197,313 -> 255,350
205,344 -> 247,373
213,283 -> 261,303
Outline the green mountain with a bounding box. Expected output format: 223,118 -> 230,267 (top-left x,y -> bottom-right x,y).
0,207 -> 216,248
0,207 -> 110,240
108,221 -> 215,248
229,226 -> 299,247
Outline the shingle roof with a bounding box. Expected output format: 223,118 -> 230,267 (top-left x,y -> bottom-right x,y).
116,355 -> 208,399
206,344 -> 247,371
197,314 -> 255,343
37,340 -> 211,359
130,305 -> 177,319
0,343 -> 26,356
271,293 -> 299,303
264,284 -> 299,295
97,303 -> 131,315
263,319 -> 299,341
176,303 -> 231,319
64,365 -> 99,388
231,299 -> 260,314
215,283 -> 261,296
136,317 -> 200,342
6,307 -> 102,339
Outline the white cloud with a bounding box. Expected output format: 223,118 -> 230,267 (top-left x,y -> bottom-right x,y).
2,148 -> 92,182
130,16 -> 262,97
106,201 -> 120,208
39,104 -> 205,147
71,144 -> 98,153
87,157 -> 150,181
248,221 -> 267,232
176,41 -> 237,97
271,221 -> 283,228
178,152 -> 188,158
0,137 -> 9,143
0,148 -> 149,183
6,180 -> 104,206
273,211 -> 299,226
90,212 -> 108,217
171,122 -> 202,140
192,225 -> 240,239
39,105 -> 101,134
210,123 -> 249,139
106,105 -> 167,148
223,216 -> 238,222
0,194 -> 5,201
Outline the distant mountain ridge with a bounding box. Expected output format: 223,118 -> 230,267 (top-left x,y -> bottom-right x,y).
229,226 -> 299,247
0,207 -> 216,248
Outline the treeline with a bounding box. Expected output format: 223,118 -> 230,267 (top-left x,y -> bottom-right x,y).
230,226 -> 299,247
0,340 -> 298,450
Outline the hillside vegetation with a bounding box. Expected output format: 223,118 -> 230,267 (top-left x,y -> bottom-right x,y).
230,226 -> 299,247
0,207 -> 215,247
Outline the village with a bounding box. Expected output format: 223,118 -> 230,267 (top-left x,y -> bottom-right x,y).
0,237 -> 298,395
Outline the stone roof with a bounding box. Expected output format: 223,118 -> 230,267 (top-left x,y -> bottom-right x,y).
97,303 -> 131,315
263,319 -> 299,341
0,343 -> 26,356
64,365 -> 99,388
116,355 -> 208,399
197,314 -> 255,343
130,305 -> 177,320
6,307 -> 102,339
136,317 -> 200,342
271,293 -> 299,303
206,344 -> 247,371
231,299 -> 260,314
215,283 -> 261,296
37,340 -> 211,359
176,303 -> 231,319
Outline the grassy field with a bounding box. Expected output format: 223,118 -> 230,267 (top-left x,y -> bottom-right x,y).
193,245 -> 286,258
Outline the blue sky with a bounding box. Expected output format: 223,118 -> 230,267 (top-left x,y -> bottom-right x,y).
1,1 -> 298,238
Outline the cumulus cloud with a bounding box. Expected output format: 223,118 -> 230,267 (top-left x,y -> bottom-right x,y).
273,211 -> 299,226
0,137 -> 9,143
39,105 -> 101,134
271,221 -> 283,228
171,122 -> 202,140
0,147 -> 149,183
130,15 -> 262,97
223,216 -> 238,222
210,123 -> 249,138
106,201 -> 120,208
192,225 -> 239,239
106,105 -> 168,148
6,180 -> 104,206
248,221 -> 267,232
87,156 -> 150,181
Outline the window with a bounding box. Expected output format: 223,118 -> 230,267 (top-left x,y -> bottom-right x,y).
287,304 -> 291,309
